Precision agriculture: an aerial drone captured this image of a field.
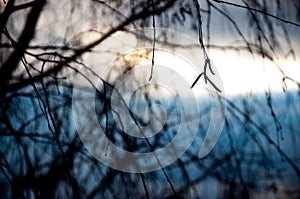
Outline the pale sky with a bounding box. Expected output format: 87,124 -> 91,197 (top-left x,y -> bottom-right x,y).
209,50 -> 300,96
135,48 -> 300,96
84,30 -> 300,97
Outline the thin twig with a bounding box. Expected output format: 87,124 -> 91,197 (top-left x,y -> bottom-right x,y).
212,0 -> 300,27
149,0 -> 156,81
140,174 -> 150,199
191,0 -> 221,92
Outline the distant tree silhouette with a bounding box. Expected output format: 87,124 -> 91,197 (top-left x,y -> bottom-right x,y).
0,0 -> 300,198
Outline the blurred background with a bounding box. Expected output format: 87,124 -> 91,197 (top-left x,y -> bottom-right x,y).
0,0 -> 300,198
